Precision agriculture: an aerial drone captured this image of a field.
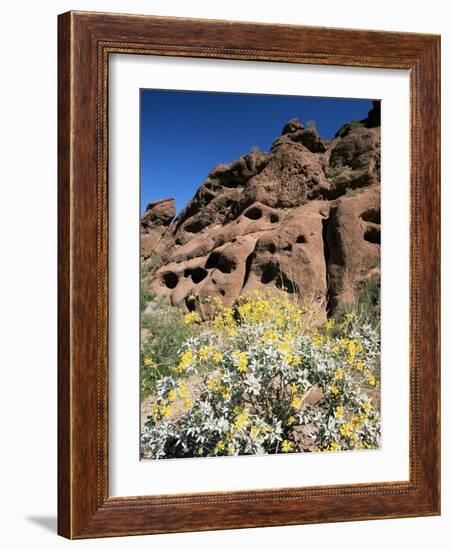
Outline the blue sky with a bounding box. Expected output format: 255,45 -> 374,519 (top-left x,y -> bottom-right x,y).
140,90 -> 373,215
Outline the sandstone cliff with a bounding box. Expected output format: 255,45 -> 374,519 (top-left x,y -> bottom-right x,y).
141,102 -> 381,316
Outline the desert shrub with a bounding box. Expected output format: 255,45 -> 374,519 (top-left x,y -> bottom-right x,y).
324,163 -> 346,179
345,187 -> 358,197
305,119 -> 317,129
141,300 -> 201,398
250,146 -> 262,154
140,253 -> 161,311
140,283 -> 155,312
142,291 -> 380,458
356,278 -> 380,325
349,120 -> 365,130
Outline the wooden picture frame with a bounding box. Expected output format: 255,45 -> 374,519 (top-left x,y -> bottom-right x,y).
58,10 -> 440,539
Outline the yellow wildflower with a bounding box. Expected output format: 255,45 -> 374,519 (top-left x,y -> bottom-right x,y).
330,383 -> 339,396
227,444 -> 236,456
143,357 -> 154,366
234,410 -> 249,430
278,340 -> 292,354
334,368 -> 344,380
355,362 -> 364,372
233,351 -> 248,373
327,441 -> 341,452
214,441 -> 225,453
177,349 -> 194,373
199,346 -> 213,360
262,330 -> 279,343
347,340 -> 356,363
281,440 -> 294,453
351,415 -> 363,428
207,378 -> 220,392
250,426 -> 260,439
291,355 -> 302,366
366,372 -> 376,386
220,386 -> 231,400
183,398 -> 192,409
335,405 -> 344,419
291,396 -> 302,409
183,311 -> 201,325
168,389 -> 177,402
288,416 -> 296,425
311,334 -> 324,347
339,422 -> 354,439
161,403 -> 172,417
213,351 -> 223,364
178,382 -> 188,398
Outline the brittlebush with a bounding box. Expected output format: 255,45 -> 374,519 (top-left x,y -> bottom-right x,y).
141,291 -> 380,459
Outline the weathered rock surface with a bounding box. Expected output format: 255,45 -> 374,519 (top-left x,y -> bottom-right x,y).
141,104 -> 381,316
141,198 -> 176,261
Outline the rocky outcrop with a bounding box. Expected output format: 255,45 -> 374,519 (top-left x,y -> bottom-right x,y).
141,198 -> 176,261
141,104 -> 381,316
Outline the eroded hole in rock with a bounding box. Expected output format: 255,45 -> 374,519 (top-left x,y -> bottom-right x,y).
361,208 -> 381,224
188,267 -> 208,284
261,262 -> 278,284
205,251 -> 220,269
219,289 -> 226,296
162,272 -> 179,289
267,242 -> 276,254
296,235 -> 306,244
218,257 -> 236,273
244,206 -> 263,220
185,296 -> 196,312
275,273 -> 299,294
364,225 -> 381,245
205,250 -> 236,273
283,243 -> 292,252
184,219 -> 206,233
270,213 -> 279,223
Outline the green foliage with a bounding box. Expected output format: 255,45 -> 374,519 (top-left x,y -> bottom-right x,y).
250,146 -> 262,154
349,120 -> 365,130
305,119 -> 317,129
140,253 -> 161,311
141,300 -> 201,398
140,283 -> 156,312
345,187 -> 358,197
356,278 -> 381,325
324,163 -> 345,179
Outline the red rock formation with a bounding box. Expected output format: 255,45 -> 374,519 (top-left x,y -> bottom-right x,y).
141,104 -> 381,316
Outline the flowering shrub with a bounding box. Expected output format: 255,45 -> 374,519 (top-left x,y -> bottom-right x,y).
141,291 -> 380,459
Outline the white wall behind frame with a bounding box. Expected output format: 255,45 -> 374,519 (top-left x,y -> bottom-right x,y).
1,1 -> 449,549
109,54 -> 410,497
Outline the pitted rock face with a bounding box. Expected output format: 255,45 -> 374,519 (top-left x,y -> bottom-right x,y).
141,105 -> 381,316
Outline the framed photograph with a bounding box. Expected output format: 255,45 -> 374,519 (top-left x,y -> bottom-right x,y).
58,11 -> 440,538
